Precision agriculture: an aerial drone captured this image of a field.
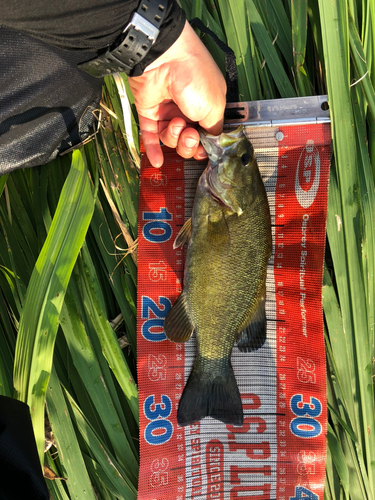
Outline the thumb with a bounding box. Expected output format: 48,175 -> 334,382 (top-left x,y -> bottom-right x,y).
199,113 -> 225,136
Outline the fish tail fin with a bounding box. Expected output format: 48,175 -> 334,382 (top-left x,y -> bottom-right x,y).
177,356 -> 243,426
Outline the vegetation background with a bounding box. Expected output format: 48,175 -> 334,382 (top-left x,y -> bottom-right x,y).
0,0 -> 374,499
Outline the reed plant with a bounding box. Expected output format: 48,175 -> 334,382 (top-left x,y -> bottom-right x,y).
0,0 -> 374,498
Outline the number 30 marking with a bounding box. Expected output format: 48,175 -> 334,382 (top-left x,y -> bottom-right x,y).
290,394 -> 322,438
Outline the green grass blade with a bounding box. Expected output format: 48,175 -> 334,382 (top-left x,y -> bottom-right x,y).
327,423 -> 350,499
83,454 -> 125,499
308,0 -> 325,67
76,246 -> 138,421
97,127 -> 138,240
112,73 -> 141,169
87,201 -> 137,352
178,0 -> 227,73
103,75 -> 140,164
0,266 -> 22,328
0,202 -> 35,289
45,454 -> 71,500
46,367 -> 97,499
31,167 -> 48,251
324,359 -> 343,500
214,0 -> 257,100
324,164 -> 360,431
319,0 -> 375,494
291,0 -> 312,95
5,177 -> 39,263
325,334 -> 370,500
352,88 -> 375,349
64,387 -> 137,500
192,0 -> 203,24
252,0 -> 293,68
349,10 -> 375,120
0,324 -> 13,397
246,0 -> 297,97
0,174 -> 8,198
61,284 -> 139,480
13,150 -> 95,466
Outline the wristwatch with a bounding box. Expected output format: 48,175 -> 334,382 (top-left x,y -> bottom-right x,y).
79,0 -> 168,78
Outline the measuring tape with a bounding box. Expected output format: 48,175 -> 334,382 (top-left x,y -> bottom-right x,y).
137,97 -> 331,500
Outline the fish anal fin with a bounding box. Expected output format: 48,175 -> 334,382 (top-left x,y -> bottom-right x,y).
177,356 -> 243,426
164,292 -> 194,343
173,218 -> 192,249
236,293 -> 267,353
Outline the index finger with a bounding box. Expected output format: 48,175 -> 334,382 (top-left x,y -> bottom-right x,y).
138,115 -> 164,168
199,114 -> 224,137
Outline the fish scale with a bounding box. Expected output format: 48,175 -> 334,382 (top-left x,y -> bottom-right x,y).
188,196 -> 270,359
164,125 -> 272,426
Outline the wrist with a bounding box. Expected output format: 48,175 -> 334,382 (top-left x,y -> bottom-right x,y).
78,0 -> 185,78
132,0 -> 186,76
144,20 -> 195,72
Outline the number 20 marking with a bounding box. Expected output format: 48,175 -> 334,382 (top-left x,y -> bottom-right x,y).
141,296 -> 171,342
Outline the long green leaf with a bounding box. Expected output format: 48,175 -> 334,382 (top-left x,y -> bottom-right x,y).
214,0 -> 257,100
349,10 -> 375,120
319,0 -> 375,494
327,423 -> 350,499
46,367 -> 97,499
76,246 -> 139,421
61,284 -> 139,481
291,0 -> 311,95
0,174 -> 8,198
13,150 -> 95,466
64,388 -> 138,500
252,0 -> 293,68
247,0 -> 297,98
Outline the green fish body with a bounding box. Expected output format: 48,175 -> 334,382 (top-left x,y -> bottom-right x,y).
164,125 -> 272,426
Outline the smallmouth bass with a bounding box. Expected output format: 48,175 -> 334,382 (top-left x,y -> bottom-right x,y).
164,125 -> 272,426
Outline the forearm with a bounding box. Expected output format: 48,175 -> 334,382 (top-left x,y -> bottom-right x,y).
0,0 -> 186,75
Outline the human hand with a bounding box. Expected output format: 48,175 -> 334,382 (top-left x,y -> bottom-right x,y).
128,21 -> 227,168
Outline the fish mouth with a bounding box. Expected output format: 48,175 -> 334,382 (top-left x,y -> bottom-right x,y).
199,126 -> 246,214
199,131 -> 222,165
199,125 -> 244,165
199,126 -> 244,205
201,152 -> 235,212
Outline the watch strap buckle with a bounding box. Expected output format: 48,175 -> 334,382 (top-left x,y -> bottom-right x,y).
78,0 -> 167,78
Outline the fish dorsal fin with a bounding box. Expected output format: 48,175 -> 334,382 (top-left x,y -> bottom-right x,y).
173,218 -> 192,249
236,289 -> 267,352
164,291 -> 194,342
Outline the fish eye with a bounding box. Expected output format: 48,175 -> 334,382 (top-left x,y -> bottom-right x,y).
241,153 -> 251,165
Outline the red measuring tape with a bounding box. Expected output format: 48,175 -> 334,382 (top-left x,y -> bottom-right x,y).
137,119 -> 331,500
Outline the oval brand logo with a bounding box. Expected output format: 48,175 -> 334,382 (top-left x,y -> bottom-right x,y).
295,140 -> 320,209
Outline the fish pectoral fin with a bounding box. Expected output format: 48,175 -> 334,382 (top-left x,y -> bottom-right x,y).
207,211 -> 231,253
164,292 -> 194,342
236,293 -> 267,352
173,218 -> 192,249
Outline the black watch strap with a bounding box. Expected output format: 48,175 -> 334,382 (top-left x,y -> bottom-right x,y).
78,0 -> 168,78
